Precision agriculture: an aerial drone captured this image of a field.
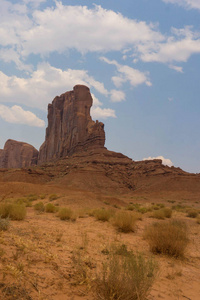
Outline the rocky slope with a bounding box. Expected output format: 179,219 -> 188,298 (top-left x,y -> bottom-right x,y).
38,85 -> 105,164
0,139 -> 38,168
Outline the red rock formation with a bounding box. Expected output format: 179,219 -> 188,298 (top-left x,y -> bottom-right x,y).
38,85 -> 105,164
0,139 -> 38,168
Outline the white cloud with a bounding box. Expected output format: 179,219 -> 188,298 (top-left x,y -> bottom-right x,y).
0,63 -> 116,120
0,2 -> 163,70
100,57 -> 151,88
162,0 -> 200,10
23,0 -> 46,8
0,104 -> 45,127
169,65 -> 184,73
90,93 -> 116,119
0,63 -> 109,110
0,2 -> 200,71
143,156 -> 173,167
110,90 -> 126,103
139,26 -> 200,63
20,3 -> 163,56
91,106 -> 116,119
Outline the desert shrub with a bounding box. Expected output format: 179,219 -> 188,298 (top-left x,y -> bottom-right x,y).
187,209 -> 199,218
94,209 -> 113,222
58,207 -> 76,221
0,216 -> 10,231
45,203 -> 57,213
9,204 -> 26,220
112,211 -> 138,233
171,204 -> 187,212
27,194 -> 38,201
0,203 -> 26,220
126,204 -> 135,211
49,194 -> 58,201
15,197 -> 32,207
96,250 -> 157,300
34,202 -> 45,212
144,220 -> 188,258
0,203 -> 12,218
162,207 -> 172,218
40,194 -> 46,199
151,208 -> 172,219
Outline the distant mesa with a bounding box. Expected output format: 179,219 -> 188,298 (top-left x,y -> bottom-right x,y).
0,139 -> 38,169
0,85 -> 106,168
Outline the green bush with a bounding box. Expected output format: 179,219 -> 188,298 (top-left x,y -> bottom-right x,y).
112,211 -> 138,233
34,202 -> 45,212
96,250 -> 157,300
45,203 -> 57,213
58,207 -> 75,221
144,220 -> 188,258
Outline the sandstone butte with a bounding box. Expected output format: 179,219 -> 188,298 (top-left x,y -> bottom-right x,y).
0,84 -> 200,195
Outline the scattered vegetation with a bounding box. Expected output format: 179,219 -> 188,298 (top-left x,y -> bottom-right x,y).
187,209 -> 199,218
112,211 -> 139,233
49,194 -> 59,201
26,194 -> 38,201
0,216 -> 10,231
15,197 -> 32,207
57,207 -> 76,221
96,248 -> 157,300
94,208 -> 114,222
34,201 -> 45,212
144,220 -> 188,258
45,203 -> 57,213
150,207 -> 172,219
0,203 -> 26,220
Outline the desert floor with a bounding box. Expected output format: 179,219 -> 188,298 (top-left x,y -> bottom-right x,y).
0,186 -> 199,300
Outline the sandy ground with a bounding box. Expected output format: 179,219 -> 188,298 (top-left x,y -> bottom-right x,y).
0,191 -> 199,300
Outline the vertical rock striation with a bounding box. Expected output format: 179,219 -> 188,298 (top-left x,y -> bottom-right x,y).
38,85 -> 105,164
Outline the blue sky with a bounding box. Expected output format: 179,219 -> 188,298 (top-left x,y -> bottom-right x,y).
0,0 -> 200,173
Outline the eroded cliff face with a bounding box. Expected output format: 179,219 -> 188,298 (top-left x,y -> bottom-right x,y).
38,85 -> 105,164
0,139 -> 38,168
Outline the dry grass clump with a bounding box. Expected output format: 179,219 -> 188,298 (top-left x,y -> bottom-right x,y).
0,216 -> 10,231
15,197 -> 32,207
144,220 -> 188,258
96,249 -> 157,300
112,211 -> 139,233
57,207 -> 76,221
94,209 -> 114,222
26,194 -> 38,201
187,209 -> 199,218
151,207 -> 172,219
45,203 -> 57,213
0,203 -> 26,220
34,201 -> 45,212
49,194 -> 59,201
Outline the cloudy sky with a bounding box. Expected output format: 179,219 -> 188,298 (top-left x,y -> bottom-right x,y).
0,0 -> 200,173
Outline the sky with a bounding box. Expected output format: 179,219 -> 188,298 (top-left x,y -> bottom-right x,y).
0,0 -> 200,173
